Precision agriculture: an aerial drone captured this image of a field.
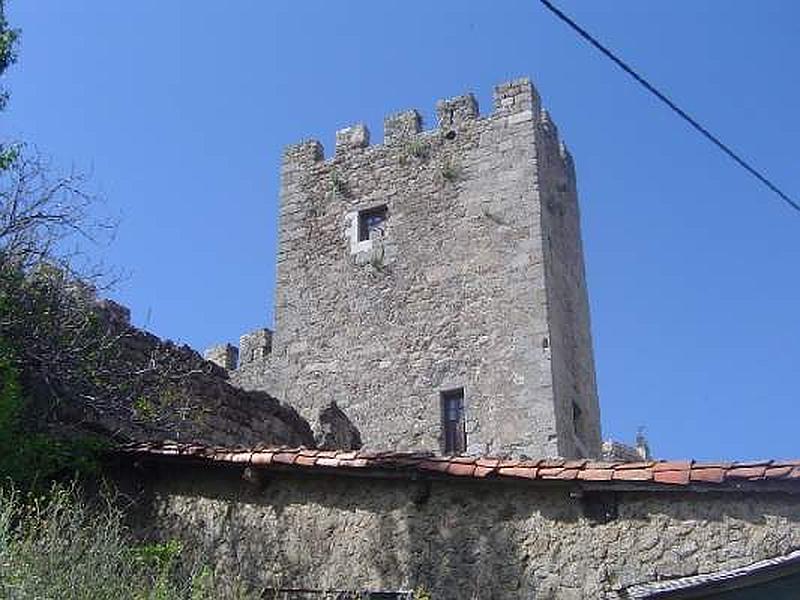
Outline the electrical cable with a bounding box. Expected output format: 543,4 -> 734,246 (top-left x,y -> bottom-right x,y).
538,0 -> 800,214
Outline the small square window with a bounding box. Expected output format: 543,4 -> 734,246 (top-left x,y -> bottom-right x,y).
358,205 -> 387,242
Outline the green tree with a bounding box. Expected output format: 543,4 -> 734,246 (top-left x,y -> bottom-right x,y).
0,5 -> 117,489
0,0 -> 20,168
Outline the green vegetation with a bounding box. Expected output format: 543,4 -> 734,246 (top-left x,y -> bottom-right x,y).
413,588 -> 433,600
0,484 -> 241,599
440,159 -> 462,183
0,268 -> 114,491
404,138 -> 431,161
0,0 -> 19,168
329,170 -> 349,197
0,0 -> 117,492
0,6 -> 245,597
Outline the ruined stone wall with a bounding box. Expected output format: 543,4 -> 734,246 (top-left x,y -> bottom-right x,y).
49,298 -> 314,448
228,78 -> 600,458
126,464 -> 800,599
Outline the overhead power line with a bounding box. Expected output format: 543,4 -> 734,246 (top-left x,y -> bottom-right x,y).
538,0 -> 800,215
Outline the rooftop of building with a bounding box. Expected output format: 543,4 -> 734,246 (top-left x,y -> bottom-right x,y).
115,442 -> 800,494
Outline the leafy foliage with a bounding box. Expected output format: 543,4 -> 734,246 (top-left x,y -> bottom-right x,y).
0,334 -> 110,491
0,0 -> 20,167
0,6 -> 125,489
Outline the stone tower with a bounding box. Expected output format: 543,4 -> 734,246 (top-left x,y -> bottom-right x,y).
219,78 -> 602,458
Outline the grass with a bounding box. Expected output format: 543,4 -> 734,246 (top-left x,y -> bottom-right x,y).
0,483 -> 249,599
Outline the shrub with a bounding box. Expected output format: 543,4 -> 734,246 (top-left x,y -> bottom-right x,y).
0,483 -> 240,599
0,335 -> 109,492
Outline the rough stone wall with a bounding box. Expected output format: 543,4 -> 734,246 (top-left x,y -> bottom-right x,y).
534,109 -> 602,457
125,465 -> 800,599
231,78 -> 600,458
239,329 -> 272,367
47,298 -> 314,448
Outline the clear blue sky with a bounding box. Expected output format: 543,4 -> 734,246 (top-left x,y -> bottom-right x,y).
5,1 -> 799,461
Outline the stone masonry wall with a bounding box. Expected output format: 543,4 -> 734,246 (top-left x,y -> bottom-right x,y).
80,326 -> 314,448
229,78 -> 601,458
535,110 -> 602,458
124,464 -> 800,599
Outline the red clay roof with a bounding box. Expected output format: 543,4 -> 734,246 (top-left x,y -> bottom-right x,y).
115,442 -> 800,491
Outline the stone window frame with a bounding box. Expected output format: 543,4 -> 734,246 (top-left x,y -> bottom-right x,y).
349,202 -> 388,255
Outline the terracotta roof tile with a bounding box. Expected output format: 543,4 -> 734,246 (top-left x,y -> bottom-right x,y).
294,454 -> 318,467
250,451 -> 274,466
730,460 -> 771,468
694,461 -> 733,470
225,451 -> 253,464
474,465 -> 497,478
333,458 -> 362,468
538,467 -> 565,479
564,459 -> 588,469
585,461 -> 617,470
555,468 -> 580,480
765,466 -> 793,479
654,469 -> 691,485
447,462 -> 476,477
653,461 -> 692,472
613,468 -> 653,482
727,466 -> 767,480
497,466 -> 538,479
577,468 -> 614,482
616,461 -> 655,470
114,443 -> 800,492
272,452 -> 299,465
690,467 -> 726,484
334,451 -> 358,460
419,460 -> 451,474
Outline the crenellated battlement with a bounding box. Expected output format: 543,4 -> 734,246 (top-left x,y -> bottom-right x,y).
383,109 -> 422,145
212,76 -> 600,459
282,139 -> 324,170
335,124 -> 370,154
494,77 -> 540,116
281,78 -> 569,166
436,92 -> 479,128
203,328 -> 273,372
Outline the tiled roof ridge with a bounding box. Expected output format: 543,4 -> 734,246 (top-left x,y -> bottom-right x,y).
115,442 -> 800,489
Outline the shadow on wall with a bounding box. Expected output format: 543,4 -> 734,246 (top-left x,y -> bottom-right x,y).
315,402 -> 363,451
401,483 -> 580,599
115,463 -> 800,600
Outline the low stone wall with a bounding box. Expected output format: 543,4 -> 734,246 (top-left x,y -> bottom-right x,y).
118,460 -> 800,599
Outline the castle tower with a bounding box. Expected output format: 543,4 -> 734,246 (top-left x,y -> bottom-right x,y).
227,78 -> 601,458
